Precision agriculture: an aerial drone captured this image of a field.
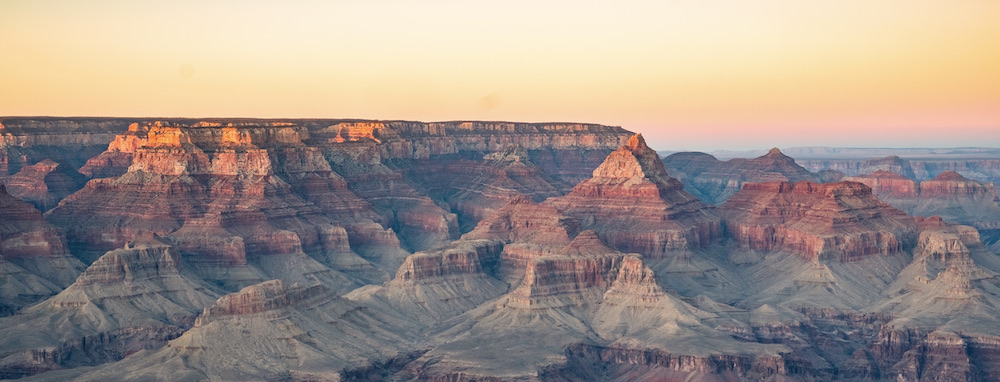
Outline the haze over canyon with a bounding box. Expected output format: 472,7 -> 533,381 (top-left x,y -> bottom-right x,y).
0,117 -> 998,381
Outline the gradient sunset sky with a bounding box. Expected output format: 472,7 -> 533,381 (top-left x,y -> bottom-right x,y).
2,0 -> 998,150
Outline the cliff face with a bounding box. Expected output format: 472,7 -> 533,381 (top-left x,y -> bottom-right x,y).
798,155 -> 1000,186
844,170 -> 919,198
15,117 -> 1000,380
0,159 -> 87,212
662,148 -> 818,204
0,186 -> 84,315
404,145 -> 566,232
0,237 -> 219,378
721,181 -> 917,262
0,118 -> 129,176
846,170 -> 1000,239
545,134 -> 722,259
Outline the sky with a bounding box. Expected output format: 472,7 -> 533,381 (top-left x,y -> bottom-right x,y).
2,0 -> 999,151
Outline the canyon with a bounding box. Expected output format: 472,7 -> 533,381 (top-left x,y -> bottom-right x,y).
1,117 -> 1000,381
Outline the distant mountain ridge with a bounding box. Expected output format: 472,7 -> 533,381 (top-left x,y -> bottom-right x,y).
659,146 -> 1000,160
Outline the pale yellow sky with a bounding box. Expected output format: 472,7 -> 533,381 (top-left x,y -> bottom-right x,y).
2,0 -> 998,150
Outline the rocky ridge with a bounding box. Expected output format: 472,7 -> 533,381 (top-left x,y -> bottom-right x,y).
0,186 -> 83,316
545,134 -> 722,259
661,147 -> 819,204
4,118 -> 1000,380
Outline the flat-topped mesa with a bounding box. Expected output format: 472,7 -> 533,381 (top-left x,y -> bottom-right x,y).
373,121 -> 632,161
83,121 -> 309,178
503,233 -> 663,309
844,170 -> 919,198
391,240 -> 504,283
544,134 -> 722,258
195,280 -> 326,325
920,171 -> 998,199
0,118 -> 130,176
330,122 -> 383,143
71,235 -> 181,286
721,181 -> 918,262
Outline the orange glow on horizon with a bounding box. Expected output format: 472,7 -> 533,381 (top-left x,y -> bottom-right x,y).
1,0 -> 998,150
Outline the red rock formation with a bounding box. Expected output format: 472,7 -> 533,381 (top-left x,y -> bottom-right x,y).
504,231 -> 663,309
0,159 -> 87,211
920,171 -> 998,198
49,121 -> 397,268
721,181 -> 917,262
845,170 -> 1000,234
547,343 -> 808,381
320,139 -> 459,252
462,196 -> 580,281
404,145 -> 566,232
544,134 -> 722,258
844,170 -> 919,198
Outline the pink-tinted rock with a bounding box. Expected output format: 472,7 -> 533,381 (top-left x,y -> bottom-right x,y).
0,159 -> 86,211
920,171 -> 998,199
721,181 -> 918,262
844,170 -> 919,198
545,134 -> 722,258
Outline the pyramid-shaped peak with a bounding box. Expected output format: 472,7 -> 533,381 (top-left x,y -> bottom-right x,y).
932,171 -> 970,182
765,147 -> 786,157
625,133 -> 648,151
559,230 -> 616,257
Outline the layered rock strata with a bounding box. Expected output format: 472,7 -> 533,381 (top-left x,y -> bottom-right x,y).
544,134 -> 722,259
721,181 -> 918,262
846,170 -> 1000,237
45,121 -> 403,291
32,279 -> 424,381
408,230 -> 792,380
0,118 -> 129,176
404,145 -> 566,232
0,236 -> 219,378
0,159 -> 87,211
0,186 -> 83,315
